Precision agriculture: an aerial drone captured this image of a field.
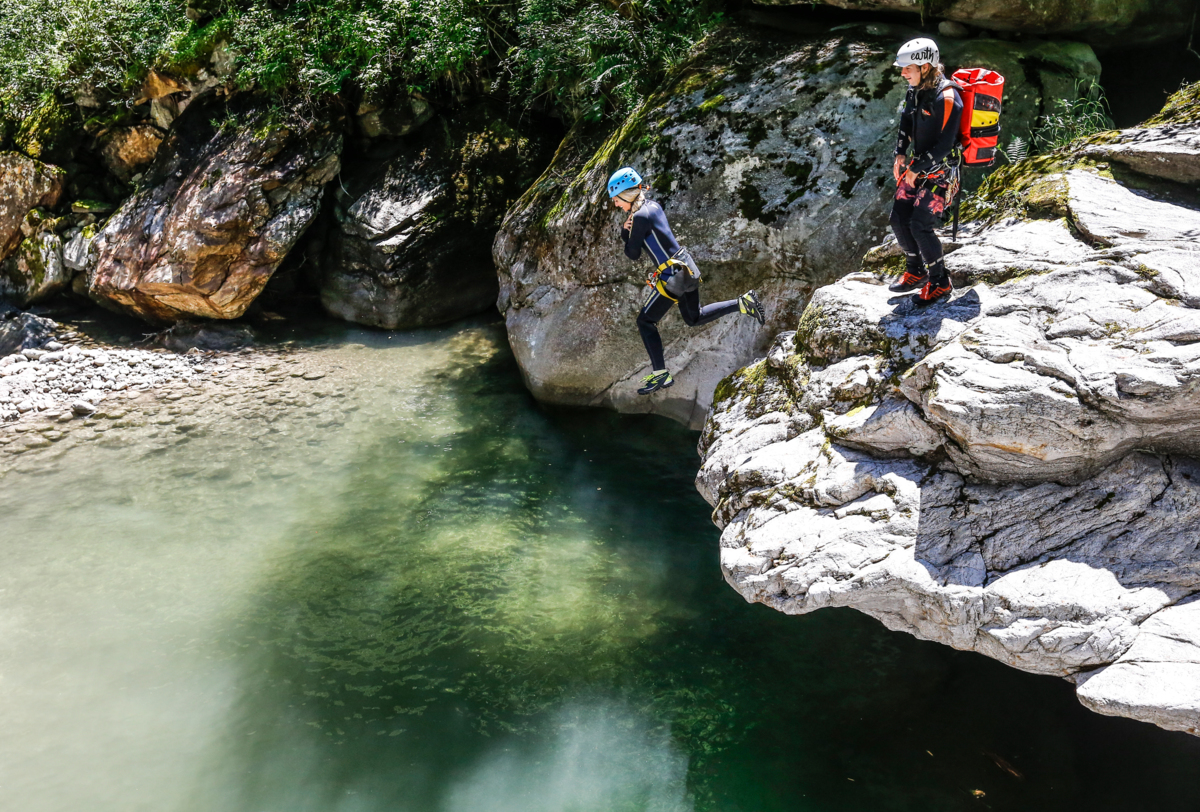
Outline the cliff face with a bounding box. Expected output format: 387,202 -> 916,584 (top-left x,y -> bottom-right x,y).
697,85 -> 1200,736
494,20 -> 1099,427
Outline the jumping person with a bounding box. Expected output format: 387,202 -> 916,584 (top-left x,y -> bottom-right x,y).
888,37 -> 963,307
607,166 -> 766,395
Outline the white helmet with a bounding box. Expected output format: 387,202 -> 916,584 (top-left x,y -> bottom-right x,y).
894,37 -> 939,68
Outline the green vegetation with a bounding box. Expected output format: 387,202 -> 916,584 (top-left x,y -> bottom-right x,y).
1028,81 -> 1114,154
0,0 -> 722,123
0,0 -> 186,117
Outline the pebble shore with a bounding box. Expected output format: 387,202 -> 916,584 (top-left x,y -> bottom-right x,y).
0,336 -> 212,422
0,325 -> 339,469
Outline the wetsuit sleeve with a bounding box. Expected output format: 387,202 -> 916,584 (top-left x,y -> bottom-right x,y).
894,88 -> 915,157
910,87 -> 963,173
623,211 -> 650,261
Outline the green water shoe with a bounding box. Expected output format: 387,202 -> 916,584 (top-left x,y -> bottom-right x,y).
637,370 -> 674,395
739,291 -> 766,325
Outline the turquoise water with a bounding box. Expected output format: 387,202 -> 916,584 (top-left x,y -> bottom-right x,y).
0,316 -> 1196,812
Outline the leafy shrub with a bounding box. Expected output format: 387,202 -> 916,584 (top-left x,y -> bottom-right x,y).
508,0 -> 721,122
998,135 -> 1029,164
0,0 -> 188,115
0,0 -> 721,124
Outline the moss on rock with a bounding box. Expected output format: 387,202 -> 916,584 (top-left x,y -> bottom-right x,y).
14,97 -> 76,164
1145,81 -> 1200,127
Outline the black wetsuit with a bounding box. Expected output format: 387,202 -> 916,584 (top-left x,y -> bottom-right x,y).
621,200 -> 739,372
891,77 -> 963,286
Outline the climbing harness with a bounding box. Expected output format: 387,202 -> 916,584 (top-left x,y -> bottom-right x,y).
645,247 -> 701,300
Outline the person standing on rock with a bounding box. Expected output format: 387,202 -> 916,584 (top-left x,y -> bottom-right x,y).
608,167 -> 766,395
888,37 -> 963,307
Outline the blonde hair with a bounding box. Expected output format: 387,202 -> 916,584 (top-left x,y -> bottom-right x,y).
617,186 -> 646,213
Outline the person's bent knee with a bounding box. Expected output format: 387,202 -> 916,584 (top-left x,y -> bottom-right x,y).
910,209 -> 939,235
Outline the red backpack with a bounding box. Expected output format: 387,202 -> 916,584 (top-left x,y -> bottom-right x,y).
952,68 -> 1005,166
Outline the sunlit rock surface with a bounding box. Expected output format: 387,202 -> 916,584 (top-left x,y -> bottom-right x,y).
88,95 -> 341,323
495,21 -> 1099,428
0,152 -> 65,262
698,88 -> 1200,735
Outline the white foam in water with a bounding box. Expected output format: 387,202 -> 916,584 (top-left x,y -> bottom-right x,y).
441,701 -> 693,812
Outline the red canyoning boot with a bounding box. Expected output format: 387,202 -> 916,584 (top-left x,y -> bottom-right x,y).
888,269 -> 927,293
913,278 -> 953,308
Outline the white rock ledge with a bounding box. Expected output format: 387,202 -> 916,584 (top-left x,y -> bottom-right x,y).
697,136 -> 1200,736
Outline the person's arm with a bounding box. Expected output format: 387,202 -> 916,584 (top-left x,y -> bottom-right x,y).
623,211 -> 649,261
894,88 -> 915,158
893,88 -> 915,181
910,86 -> 962,174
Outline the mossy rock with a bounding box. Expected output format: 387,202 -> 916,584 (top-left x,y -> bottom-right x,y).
15,97 -> 77,165
71,200 -> 116,214
961,154 -> 1084,224
1145,81 -> 1200,127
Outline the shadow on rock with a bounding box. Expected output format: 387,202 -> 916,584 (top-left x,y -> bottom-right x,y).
882,286 -> 981,330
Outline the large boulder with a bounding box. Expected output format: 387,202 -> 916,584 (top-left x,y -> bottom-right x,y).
0,153 -> 65,262
697,88 -> 1200,736
753,1 -> 1199,46
320,107 -> 558,329
87,95 -> 342,323
495,21 -> 1100,428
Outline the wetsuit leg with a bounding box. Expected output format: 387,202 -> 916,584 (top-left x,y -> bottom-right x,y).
912,185 -> 950,286
677,289 -> 739,327
889,180 -> 929,277
637,287 -> 675,370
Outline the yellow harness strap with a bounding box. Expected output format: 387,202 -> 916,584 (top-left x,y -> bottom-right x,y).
653,278 -> 677,302
646,257 -> 685,301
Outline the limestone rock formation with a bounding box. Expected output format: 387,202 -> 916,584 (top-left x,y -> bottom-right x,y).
320,108 -> 557,329
88,95 -> 342,323
0,152 -> 65,262
697,90 -> 1200,735
495,21 -> 1100,428
760,0 -> 1198,46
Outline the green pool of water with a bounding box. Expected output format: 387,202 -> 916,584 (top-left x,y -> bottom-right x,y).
1,317 -> 1196,812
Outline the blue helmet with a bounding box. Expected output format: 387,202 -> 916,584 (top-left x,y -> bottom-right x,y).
607,166 -> 642,198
